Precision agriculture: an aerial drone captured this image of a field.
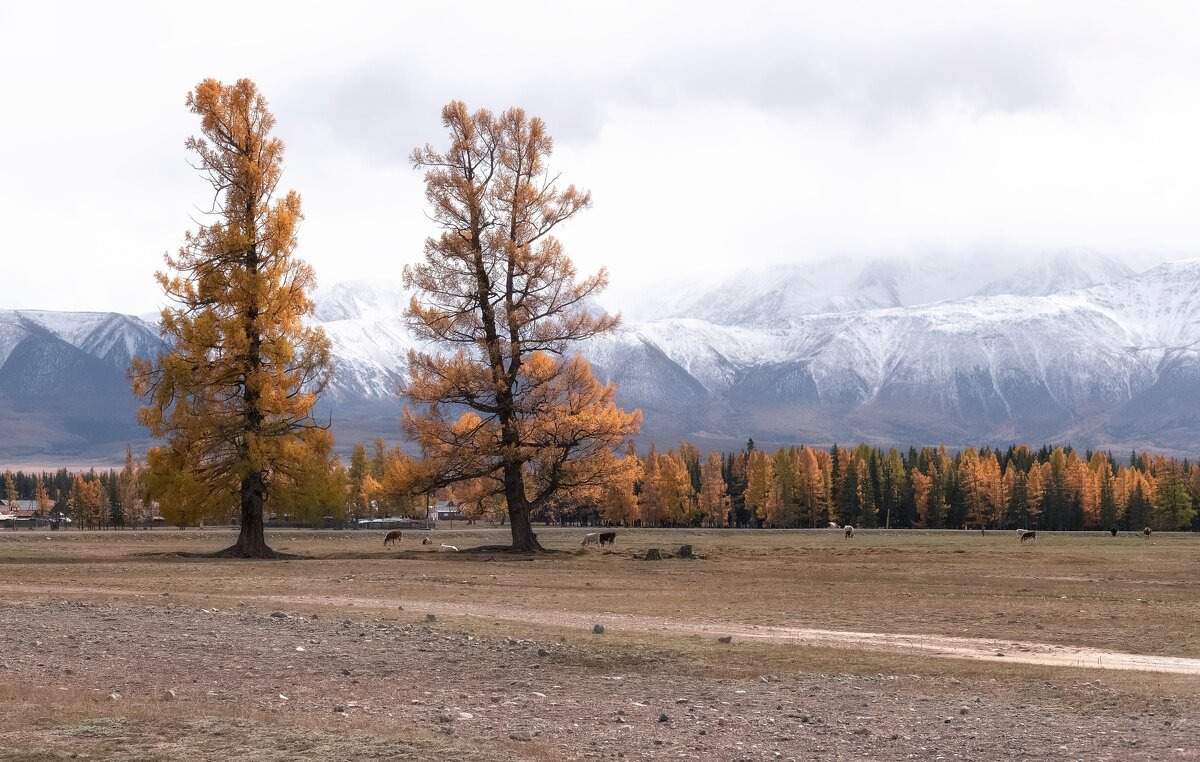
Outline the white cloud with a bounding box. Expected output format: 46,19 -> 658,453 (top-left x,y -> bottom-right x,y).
1,1 -> 1198,313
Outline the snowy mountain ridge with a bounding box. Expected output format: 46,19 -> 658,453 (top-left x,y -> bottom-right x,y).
2,255 -> 1199,463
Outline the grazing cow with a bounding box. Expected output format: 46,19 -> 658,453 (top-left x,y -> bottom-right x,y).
844,525 -> 855,539
1019,530 -> 1037,543
1016,528 -> 1027,538
581,532 -> 600,547
598,531 -> 616,547
439,544 -> 459,552
828,521 -> 840,529
1110,527 -> 1118,537
383,530 -> 402,546
421,537 -> 432,545
1143,527 -> 1152,539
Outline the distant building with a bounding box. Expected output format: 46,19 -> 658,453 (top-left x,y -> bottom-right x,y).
426,500 -> 465,522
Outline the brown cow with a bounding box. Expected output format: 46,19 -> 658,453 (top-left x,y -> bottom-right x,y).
1019,530 -> 1037,543
421,536 -> 432,545
384,530 -> 403,546
599,531 -> 616,547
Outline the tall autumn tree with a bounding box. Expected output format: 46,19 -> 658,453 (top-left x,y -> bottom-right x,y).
698,450 -> 731,527
131,79 -> 333,558
403,102 -> 641,551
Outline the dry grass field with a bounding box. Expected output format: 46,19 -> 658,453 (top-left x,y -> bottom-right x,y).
0,526 -> 1196,760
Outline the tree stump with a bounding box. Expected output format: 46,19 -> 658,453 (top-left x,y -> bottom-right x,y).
678,544 -> 694,559
643,548 -> 662,560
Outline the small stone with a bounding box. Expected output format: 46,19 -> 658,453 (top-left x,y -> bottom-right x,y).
160,689 -> 176,701
270,611 -> 286,619
995,651 -> 1005,657
437,713 -> 453,723
537,648 -> 549,657
341,668 -> 352,676
295,646 -> 305,652
63,668 -> 74,675
658,713 -> 669,723
426,613 -> 437,622
458,712 -> 473,720
593,624 -> 605,635
960,706 -> 969,715
161,592 -> 170,597
108,692 -> 122,701
717,636 -> 733,644
853,727 -> 870,736
333,705 -> 346,713
509,731 -> 533,742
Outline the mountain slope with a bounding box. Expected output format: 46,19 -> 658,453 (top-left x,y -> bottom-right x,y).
4,258 -> 1200,464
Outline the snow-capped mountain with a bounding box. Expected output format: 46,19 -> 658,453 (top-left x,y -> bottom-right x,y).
3,255 -> 1200,464
636,250 -> 1139,326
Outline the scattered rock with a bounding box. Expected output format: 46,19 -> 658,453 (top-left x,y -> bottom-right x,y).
333,705 -> 346,713
658,712 -> 669,723
160,689 -> 176,701
717,636 -> 733,644
62,667 -> 74,675
108,692 -> 122,701
593,624 -> 606,635
853,727 -> 871,736
437,713 -> 453,723
510,731 -> 534,742
537,648 -> 549,657
960,706 -> 970,715
270,611 -> 286,619
341,668 -> 352,676
426,613 -> 437,622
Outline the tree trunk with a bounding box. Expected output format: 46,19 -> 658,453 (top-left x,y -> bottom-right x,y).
214,471 -> 279,558
508,502 -> 544,553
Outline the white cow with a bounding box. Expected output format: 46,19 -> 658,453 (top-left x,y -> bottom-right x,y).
581,532 -> 600,547
439,544 -> 459,552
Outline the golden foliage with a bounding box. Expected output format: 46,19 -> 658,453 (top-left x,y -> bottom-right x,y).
130,79 -> 333,553
404,102 -> 640,549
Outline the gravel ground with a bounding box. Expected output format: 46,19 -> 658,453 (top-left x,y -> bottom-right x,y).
0,597 -> 1196,761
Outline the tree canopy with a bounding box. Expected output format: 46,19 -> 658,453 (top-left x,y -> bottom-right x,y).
131,78 -> 334,558
402,101 -> 641,551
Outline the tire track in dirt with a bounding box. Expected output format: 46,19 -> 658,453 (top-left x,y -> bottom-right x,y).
9,582 -> 1200,675
255,592 -> 1200,676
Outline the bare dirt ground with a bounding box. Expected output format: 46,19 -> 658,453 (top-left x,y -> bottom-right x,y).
0,527 -> 1196,760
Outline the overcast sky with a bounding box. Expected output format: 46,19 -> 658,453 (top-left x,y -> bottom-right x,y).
2,1 -> 1199,314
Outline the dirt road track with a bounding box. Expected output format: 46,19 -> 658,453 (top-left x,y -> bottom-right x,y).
8,582 -> 1199,676
256,591 -> 1200,676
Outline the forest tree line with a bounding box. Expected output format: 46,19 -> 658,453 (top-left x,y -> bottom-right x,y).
452,440 -> 1200,532
6,439 -> 1199,532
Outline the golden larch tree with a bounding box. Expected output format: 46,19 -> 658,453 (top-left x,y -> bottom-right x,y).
601,452 -> 640,525
131,78 -> 333,557
403,101 -> 641,551
697,450 -> 731,527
